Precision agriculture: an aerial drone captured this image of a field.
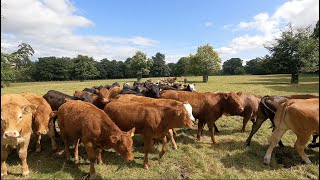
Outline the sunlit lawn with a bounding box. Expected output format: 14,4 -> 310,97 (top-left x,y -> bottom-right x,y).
1,74 -> 319,179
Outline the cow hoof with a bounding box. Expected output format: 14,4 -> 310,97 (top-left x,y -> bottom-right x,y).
22,170 -> 30,177
1,172 -> 7,177
305,159 -> 312,164
245,141 -> 251,146
52,148 -> 58,153
263,157 -> 270,165
172,145 -> 177,150
144,165 -> 149,170
36,148 -> 41,153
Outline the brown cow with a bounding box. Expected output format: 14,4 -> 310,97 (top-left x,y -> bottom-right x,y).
57,100 -> 135,179
263,98 -> 319,165
115,94 -> 195,150
104,100 -> 194,169
160,90 -> 244,144
1,95 -> 37,177
21,93 -> 56,152
228,92 -> 261,132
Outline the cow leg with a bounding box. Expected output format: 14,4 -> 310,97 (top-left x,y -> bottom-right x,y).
159,136 -> 167,159
263,128 -> 287,164
241,113 -> 251,132
197,120 -> 205,141
214,123 -> 219,133
18,133 -> 31,176
271,126 -> 285,147
1,146 -> 9,176
246,117 -> 267,146
96,148 -> 103,165
207,121 -> 217,144
35,134 -> 42,153
74,139 -> 80,165
294,135 -> 312,164
168,129 -> 177,150
49,119 -> 58,152
61,134 -> 70,160
172,129 -> 177,136
84,142 -> 97,179
143,137 -> 154,170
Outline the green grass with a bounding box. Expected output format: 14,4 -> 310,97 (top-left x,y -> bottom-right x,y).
1,74 -> 319,179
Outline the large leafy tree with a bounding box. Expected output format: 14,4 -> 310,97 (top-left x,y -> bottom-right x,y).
222,58 -> 245,75
150,52 -> 170,77
129,51 -> 152,81
31,57 -> 73,81
12,43 -> 35,69
188,44 -> 221,82
72,55 -> 100,81
175,57 -> 190,76
266,24 -> 319,83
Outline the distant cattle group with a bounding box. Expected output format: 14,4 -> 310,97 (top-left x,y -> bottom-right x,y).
1,78 -> 319,178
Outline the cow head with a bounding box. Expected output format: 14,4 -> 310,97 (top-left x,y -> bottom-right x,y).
173,104 -> 194,128
187,84 -> 196,92
145,84 -> 161,98
1,103 -> 37,144
110,127 -> 135,161
32,110 -> 52,135
223,92 -> 244,115
96,88 -> 110,104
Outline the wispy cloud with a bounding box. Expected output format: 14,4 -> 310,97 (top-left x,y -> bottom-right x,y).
217,0 -> 319,59
204,21 -> 213,27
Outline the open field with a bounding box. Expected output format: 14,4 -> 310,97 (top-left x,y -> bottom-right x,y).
1,74 -> 319,179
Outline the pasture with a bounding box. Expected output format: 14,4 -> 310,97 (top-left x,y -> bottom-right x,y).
1,74 -> 319,179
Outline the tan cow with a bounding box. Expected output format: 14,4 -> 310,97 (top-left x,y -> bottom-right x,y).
21,93 -> 57,152
263,98 -> 319,165
1,95 -> 37,177
160,90 -> 244,144
57,100 -> 135,179
104,99 -> 194,169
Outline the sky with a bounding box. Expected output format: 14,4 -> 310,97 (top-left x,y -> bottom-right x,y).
1,0 -> 319,64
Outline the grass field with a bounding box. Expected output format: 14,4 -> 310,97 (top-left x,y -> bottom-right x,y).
1,74 -> 319,179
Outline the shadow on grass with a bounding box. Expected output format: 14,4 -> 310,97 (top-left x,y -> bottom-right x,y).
219,140 -> 319,171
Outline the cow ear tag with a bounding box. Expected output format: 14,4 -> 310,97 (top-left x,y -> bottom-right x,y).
130,127 -> 135,137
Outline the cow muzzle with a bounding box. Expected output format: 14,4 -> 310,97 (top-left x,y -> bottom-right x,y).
102,98 -> 110,103
37,130 -> 47,135
3,131 -> 20,138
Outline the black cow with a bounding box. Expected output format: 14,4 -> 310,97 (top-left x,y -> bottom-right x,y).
245,94 -> 319,146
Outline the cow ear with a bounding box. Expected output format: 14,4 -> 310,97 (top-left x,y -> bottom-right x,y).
223,93 -> 229,99
237,92 -> 242,96
127,127 -> 135,137
95,89 -> 100,94
176,107 -> 182,116
22,104 -> 38,114
110,135 -> 120,143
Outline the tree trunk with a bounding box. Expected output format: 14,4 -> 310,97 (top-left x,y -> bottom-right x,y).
202,75 -> 208,83
291,73 -> 299,84
137,75 -> 142,82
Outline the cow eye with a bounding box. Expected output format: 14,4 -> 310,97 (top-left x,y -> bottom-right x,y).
18,115 -> 23,120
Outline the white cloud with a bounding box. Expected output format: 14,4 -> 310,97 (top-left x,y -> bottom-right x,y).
204,21 -> 213,27
219,0 -> 319,57
1,0 -> 158,61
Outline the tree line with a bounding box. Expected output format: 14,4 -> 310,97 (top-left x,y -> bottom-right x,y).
1,22 -> 319,87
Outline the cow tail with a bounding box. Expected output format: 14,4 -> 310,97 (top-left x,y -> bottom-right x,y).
261,96 -> 276,115
274,101 -> 290,129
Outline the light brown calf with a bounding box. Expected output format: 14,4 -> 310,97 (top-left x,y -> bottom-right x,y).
263,98 -> 319,164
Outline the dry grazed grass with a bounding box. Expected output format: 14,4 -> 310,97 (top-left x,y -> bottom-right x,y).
1,74 -> 319,179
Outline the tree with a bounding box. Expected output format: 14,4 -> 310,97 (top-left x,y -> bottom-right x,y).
150,52 -> 170,77
266,24 -> 319,83
73,55 -> 100,81
129,51 -> 152,81
312,20 -> 319,39
188,44 -> 221,82
175,57 -> 190,76
12,43 -> 35,69
222,58 -> 244,75
1,53 -> 15,87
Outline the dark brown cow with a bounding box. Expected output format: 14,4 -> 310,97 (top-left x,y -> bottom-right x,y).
263,98 -> 319,165
224,92 -> 261,132
115,94 -> 195,150
104,99 -> 194,169
21,93 -> 57,152
57,100 -> 135,179
160,90 -> 244,144
246,94 -> 318,146
1,94 -> 37,177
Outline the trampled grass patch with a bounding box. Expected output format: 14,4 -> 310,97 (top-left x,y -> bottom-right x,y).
1,74 -> 319,179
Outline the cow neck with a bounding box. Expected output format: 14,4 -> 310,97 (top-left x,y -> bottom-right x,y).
100,114 -> 122,136
155,106 -> 172,134
215,93 -> 228,115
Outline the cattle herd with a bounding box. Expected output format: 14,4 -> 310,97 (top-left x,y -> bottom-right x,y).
1,79 -> 319,179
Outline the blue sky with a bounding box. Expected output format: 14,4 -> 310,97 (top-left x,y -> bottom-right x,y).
1,0 -> 318,64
